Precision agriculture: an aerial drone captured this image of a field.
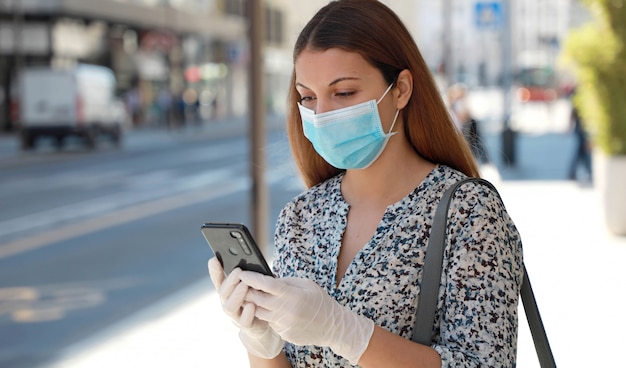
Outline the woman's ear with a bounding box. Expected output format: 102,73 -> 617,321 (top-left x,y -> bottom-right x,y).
394,69 -> 413,110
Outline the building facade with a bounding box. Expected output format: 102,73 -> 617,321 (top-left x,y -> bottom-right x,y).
414,0 -> 590,89
0,0 -> 292,131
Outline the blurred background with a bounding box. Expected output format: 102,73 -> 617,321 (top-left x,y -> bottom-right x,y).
0,0 -> 587,136
0,0 -> 624,367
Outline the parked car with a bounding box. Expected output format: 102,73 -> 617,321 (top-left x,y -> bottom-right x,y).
514,66 -> 558,103
16,64 -> 125,150
515,85 -> 558,103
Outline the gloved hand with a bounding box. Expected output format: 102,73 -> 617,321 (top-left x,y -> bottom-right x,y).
240,271 -> 375,365
208,257 -> 284,359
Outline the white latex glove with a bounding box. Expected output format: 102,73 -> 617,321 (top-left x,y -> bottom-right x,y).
208,257 -> 284,359
240,271 -> 375,365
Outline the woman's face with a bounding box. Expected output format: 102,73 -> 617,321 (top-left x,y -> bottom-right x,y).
294,47 -> 397,129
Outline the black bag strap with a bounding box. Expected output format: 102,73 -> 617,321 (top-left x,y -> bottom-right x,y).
412,177 -> 556,367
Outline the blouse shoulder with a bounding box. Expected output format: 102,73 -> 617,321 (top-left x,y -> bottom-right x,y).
432,165 -> 501,204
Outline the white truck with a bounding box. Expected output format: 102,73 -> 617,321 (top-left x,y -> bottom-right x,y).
17,64 -> 126,150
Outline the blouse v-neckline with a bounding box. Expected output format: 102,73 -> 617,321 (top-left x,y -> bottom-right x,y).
330,167 -> 439,291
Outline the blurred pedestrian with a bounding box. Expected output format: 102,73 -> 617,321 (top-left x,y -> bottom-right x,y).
182,88 -> 200,125
156,87 -> 172,128
568,103 -> 593,182
172,91 -> 185,128
125,86 -> 142,126
447,83 -> 491,164
208,1 -> 523,367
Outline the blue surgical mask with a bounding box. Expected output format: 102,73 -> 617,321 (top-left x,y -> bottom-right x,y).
298,83 -> 400,169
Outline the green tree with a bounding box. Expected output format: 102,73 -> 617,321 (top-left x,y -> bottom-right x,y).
563,0 -> 626,155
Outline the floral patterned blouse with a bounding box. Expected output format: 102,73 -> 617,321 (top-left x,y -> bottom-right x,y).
272,165 -> 524,367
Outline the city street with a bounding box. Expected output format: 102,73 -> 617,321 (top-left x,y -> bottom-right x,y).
0,119 -> 303,368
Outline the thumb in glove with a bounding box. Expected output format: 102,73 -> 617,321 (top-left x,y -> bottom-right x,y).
208,257 -> 284,359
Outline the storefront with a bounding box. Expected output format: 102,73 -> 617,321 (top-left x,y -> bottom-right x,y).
0,0 -> 246,132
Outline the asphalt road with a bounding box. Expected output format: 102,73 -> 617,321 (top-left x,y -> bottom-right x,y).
0,122 -> 304,368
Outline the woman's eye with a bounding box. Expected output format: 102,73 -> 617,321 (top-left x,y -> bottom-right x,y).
335,91 -> 355,98
299,96 -> 316,108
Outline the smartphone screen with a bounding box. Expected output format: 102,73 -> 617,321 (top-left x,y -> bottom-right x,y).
201,223 -> 273,277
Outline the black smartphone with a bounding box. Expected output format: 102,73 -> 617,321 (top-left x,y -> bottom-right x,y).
201,222 -> 273,277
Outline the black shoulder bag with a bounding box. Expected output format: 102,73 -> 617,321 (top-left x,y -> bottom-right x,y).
412,177 -> 556,367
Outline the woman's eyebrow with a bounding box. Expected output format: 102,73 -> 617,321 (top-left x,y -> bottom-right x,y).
295,82 -> 310,90
328,77 -> 359,86
295,77 -> 360,90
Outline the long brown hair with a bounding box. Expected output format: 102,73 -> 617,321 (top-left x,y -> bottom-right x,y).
287,0 -> 479,188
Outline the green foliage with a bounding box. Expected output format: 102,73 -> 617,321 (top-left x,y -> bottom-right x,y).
563,0 -> 626,155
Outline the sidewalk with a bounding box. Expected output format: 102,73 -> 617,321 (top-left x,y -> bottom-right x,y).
46,178 -> 626,367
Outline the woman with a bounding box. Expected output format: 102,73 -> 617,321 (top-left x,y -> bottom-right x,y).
209,1 -> 523,367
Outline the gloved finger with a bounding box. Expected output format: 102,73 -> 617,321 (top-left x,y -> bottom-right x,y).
244,286 -> 300,326
239,302 -> 256,329
217,267 -> 243,305
250,302 -> 274,323
244,287 -> 275,311
281,277 -> 318,289
222,280 -> 249,320
208,257 -> 225,289
244,276 -> 317,302
239,270 -> 287,296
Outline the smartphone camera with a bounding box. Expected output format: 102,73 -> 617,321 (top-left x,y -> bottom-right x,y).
230,231 -> 252,255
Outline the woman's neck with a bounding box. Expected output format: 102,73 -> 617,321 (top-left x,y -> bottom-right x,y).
341,140 -> 435,207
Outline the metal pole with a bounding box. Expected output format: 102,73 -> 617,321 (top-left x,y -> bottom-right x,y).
501,0 -> 516,166
247,0 -> 269,253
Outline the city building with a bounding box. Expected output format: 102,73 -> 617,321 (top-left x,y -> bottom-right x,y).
0,0 -> 290,132
414,0 -> 590,90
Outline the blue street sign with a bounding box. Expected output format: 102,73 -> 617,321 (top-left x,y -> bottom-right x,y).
475,2 -> 502,29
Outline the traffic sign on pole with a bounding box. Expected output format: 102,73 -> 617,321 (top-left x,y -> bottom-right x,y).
474,2 -> 502,29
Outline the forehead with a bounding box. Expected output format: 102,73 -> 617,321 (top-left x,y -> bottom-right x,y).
294,47 -> 380,86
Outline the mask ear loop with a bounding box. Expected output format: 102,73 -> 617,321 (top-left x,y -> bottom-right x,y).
376,82 -> 400,136
376,83 -> 395,104
387,109 -> 400,135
